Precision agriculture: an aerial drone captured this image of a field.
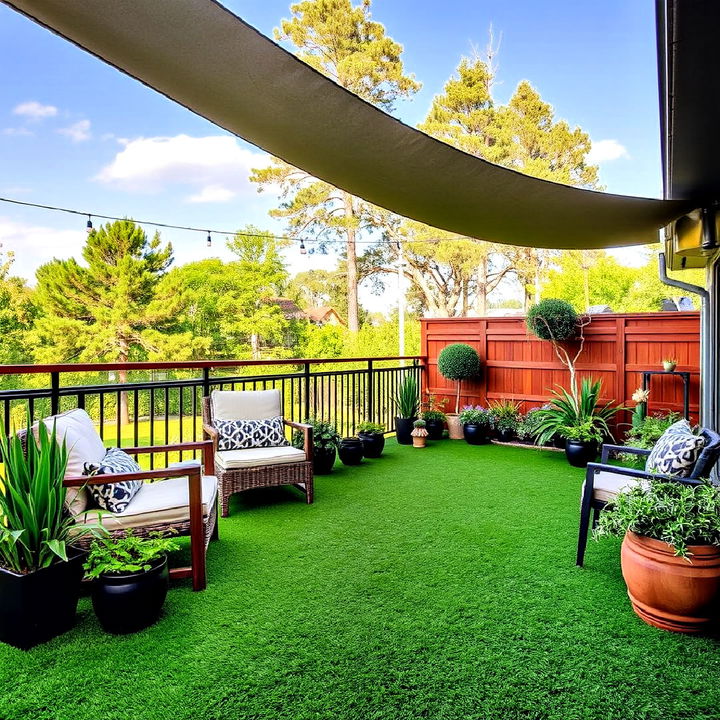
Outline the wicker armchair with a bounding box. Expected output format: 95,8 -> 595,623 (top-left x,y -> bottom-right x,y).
202,390 -> 313,517
23,409 -> 218,591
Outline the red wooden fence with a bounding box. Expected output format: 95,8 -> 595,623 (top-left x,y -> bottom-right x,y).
421,312 -> 701,425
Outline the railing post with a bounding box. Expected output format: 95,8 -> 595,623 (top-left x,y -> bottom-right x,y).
50,371 -> 60,416
303,362 -> 311,421
367,360 -> 374,423
202,367 -> 211,398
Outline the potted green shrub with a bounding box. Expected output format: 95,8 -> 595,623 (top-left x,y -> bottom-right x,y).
620,410 -> 682,469
595,480 -> 720,633
489,399 -> 523,443
437,344 -> 481,439
0,419 -> 95,649
294,419 -> 340,474
411,419 -> 428,448
558,418 -> 605,467
357,422 -> 386,458
421,393 -> 447,440
85,530 -> 179,634
394,375 -> 420,445
459,405 -> 493,445
662,357 -> 678,372
516,406 -> 547,445
338,437 -> 364,466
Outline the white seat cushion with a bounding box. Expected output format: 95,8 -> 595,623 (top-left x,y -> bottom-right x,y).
215,445 -> 306,470
582,471 -> 643,503
73,474 -> 217,531
211,389 -> 282,421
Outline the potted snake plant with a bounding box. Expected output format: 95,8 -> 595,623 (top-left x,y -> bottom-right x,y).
394,375 -> 420,445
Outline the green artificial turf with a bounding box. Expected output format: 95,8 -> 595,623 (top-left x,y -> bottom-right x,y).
1,441 -> 719,720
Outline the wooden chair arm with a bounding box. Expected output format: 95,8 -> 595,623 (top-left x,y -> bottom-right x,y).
283,420 -> 314,463
601,443 -> 652,463
202,423 -> 219,455
121,440 -> 215,476
63,465 -> 201,488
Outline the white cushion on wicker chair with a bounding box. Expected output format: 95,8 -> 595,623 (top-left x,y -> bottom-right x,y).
73,474 -> 218,531
215,445 -> 306,470
581,471 -> 643,504
211,389 -> 282,421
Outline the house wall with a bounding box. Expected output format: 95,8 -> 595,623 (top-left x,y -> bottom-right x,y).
420,312 -> 701,425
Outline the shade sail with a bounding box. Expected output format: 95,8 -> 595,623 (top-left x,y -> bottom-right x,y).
4,0 -> 691,249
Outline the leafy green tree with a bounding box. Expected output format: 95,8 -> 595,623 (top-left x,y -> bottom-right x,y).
0,246 -> 36,368
286,267 -> 349,320
252,0 -> 420,332
31,220 -> 173,422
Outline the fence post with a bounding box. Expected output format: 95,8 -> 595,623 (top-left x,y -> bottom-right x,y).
367,360 -> 374,423
50,371 -> 60,416
303,362 -> 311,421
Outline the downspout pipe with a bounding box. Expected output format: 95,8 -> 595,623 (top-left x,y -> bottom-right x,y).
658,252 -> 711,428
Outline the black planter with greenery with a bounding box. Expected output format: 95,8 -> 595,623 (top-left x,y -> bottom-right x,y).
496,428 -> 515,443
421,410 -> 446,441
0,415 -> 96,649
459,406 -> 493,446
564,439 -> 599,468
294,419 -> 340,474
338,437 -> 364,466
394,375 -> 420,446
357,422 -> 386,458
463,423 -> 490,445
85,531 -> 178,635
489,399 -> 522,443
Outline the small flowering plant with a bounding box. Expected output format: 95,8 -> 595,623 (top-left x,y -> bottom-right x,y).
631,387 -> 649,429
458,405 -> 493,427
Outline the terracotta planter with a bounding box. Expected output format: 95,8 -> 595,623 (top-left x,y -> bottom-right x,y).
621,531 -> 720,633
412,435 -> 427,448
446,414 -> 464,440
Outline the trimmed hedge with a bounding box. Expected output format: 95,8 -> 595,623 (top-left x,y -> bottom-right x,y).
526,299 -> 578,341
438,343 -> 480,381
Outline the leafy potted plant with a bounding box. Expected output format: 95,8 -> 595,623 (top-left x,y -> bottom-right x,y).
631,387 -> 649,429
411,419 -> 429,448
394,375 -> 420,445
338,437 -> 364,466
662,357 -> 678,372
421,393 -> 448,441
459,405 -> 493,445
489,399 -> 523,442
620,411 -> 682,469
293,419 -> 340,474
356,422 -> 386,458
558,418 -> 605,467
0,418 -> 96,649
516,406 -> 547,445
437,343 -> 480,439
595,480 -> 720,633
84,530 -> 179,634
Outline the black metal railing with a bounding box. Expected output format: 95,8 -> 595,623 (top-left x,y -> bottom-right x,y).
0,357 -> 424,466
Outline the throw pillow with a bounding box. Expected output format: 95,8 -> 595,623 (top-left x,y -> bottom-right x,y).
215,416 -> 289,451
664,419 -> 694,435
83,447 -> 143,513
646,427 -> 705,477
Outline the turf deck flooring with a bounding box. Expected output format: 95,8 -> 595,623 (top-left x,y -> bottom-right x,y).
1,440 -> 719,720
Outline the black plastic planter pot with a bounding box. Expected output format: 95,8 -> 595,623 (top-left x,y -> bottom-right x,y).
463,423 -> 490,445
552,434 -> 566,449
425,419 -> 445,441
313,446 -> 337,474
0,548 -> 85,650
358,432 -> 385,458
338,437 -> 364,465
93,556 -> 169,634
395,417 -> 416,445
496,428 -> 516,443
564,439 -> 598,468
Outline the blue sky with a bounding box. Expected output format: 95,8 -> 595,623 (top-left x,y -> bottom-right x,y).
0,0 -> 660,293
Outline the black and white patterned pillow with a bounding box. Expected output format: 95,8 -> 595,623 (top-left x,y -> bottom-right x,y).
215,416 -> 288,451
664,419 -> 694,435
646,427 -> 705,477
83,447 -> 143,513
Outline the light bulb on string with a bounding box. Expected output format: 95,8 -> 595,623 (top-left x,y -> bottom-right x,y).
299,239 -> 307,255
206,232 -> 212,248
86,215 -> 93,233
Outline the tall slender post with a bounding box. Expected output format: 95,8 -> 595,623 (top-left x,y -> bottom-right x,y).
303,362 -> 311,421
50,371 -> 60,416
397,240 -> 406,366
367,360 -> 374,423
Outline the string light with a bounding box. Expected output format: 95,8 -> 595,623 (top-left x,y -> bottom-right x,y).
299,239 -> 307,255
85,215 -> 93,233
206,232 -> 212,248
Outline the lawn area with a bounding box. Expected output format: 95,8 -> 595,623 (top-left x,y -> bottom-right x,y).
1,440 -> 719,720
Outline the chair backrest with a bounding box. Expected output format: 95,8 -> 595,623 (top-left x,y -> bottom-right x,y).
207,389 -> 283,423
689,428 -> 720,479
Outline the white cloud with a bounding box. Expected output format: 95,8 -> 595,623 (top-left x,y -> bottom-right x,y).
95,134 -> 269,200
0,218 -> 85,283
187,185 -> 236,204
587,139 -> 629,165
57,119 -> 91,143
12,101 -> 58,119
1,127 -> 33,137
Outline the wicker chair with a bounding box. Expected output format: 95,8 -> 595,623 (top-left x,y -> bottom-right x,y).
23,409 -> 218,591
577,427 -> 720,567
202,390 -> 313,517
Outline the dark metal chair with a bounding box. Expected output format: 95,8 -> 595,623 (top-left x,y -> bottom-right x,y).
576,427 -> 720,566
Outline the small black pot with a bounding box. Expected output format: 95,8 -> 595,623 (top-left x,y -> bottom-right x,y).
395,417 -> 416,445
552,434 -> 566,449
463,423 -> 490,445
92,556 -> 169,634
564,439 -> 599,468
496,428 -> 516,443
0,548 -> 85,649
425,419 -> 445,441
338,437 -> 364,465
358,432 -> 385,458
313,445 -> 337,474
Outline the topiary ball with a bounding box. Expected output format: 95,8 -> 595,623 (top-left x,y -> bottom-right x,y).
526,299 -> 578,341
437,343 -> 480,381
